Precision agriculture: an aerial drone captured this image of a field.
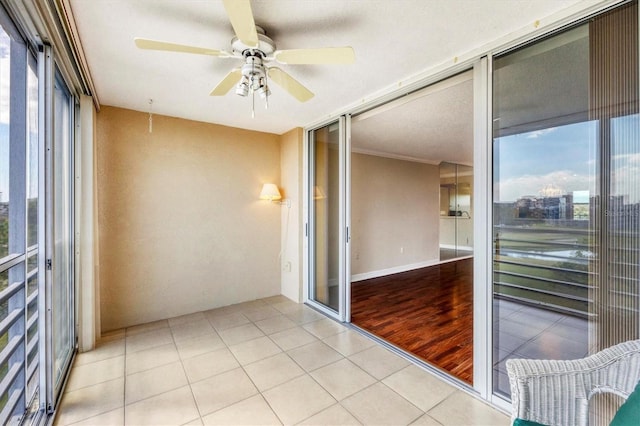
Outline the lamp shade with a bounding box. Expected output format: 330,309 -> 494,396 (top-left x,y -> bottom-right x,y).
260,183 -> 282,201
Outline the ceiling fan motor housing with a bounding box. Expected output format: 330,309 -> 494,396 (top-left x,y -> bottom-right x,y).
231,26 -> 275,57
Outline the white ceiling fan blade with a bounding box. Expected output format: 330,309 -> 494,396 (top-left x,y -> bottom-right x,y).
222,0 -> 258,48
210,69 -> 242,96
135,38 -> 231,57
268,67 -> 314,102
274,47 -> 355,64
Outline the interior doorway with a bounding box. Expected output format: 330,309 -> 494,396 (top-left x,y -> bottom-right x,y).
348,70 -> 475,383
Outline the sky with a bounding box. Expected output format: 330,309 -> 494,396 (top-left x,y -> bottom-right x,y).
0,36 -> 39,203
494,121 -> 598,203
0,29 -> 8,203
495,115 -> 640,204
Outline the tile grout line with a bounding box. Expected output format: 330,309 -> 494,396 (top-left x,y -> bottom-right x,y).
216,311 -> 285,424
122,329 -> 127,425
63,298 -> 509,425
235,365 -> 286,424
170,312 -> 207,425
261,319 -> 340,425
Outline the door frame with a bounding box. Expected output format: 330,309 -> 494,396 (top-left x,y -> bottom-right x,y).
42,54 -> 77,412
305,62 -> 488,395
304,116 -> 351,322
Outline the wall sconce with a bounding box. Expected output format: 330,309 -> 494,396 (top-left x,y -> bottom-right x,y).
260,183 -> 291,208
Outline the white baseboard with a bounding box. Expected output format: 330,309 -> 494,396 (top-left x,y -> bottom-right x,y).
439,244 -> 474,251
351,258 -> 441,282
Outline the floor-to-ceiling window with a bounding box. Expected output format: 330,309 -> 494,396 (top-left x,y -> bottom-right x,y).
0,3 -> 77,423
492,2 -> 639,421
0,7 -> 42,423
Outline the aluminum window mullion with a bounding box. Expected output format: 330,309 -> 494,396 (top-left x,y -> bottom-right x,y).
40,42 -> 54,414
302,127 -> 310,304
343,114 -> 352,324
472,56 -> 492,401
306,129 -> 316,305
338,115 -> 346,322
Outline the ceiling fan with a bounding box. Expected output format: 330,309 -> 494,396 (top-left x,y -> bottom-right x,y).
134,0 -> 355,113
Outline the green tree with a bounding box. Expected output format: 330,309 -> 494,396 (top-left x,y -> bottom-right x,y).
0,217 -> 7,259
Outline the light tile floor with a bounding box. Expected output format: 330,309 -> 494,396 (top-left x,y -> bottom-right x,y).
55,296 -> 509,426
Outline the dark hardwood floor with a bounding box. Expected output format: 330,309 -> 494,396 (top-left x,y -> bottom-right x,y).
351,258 -> 473,383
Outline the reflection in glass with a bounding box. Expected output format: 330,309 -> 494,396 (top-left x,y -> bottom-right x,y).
493,22 -> 594,398
492,6 -> 639,424
310,123 -> 340,311
439,162 -> 473,261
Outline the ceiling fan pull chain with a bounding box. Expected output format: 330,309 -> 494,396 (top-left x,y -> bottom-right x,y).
265,73 -> 269,109
252,60 -> 256,118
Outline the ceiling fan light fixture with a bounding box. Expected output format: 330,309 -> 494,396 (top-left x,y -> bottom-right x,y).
257,84 -> 271,99
134,0 -> 351,110
235,76 -> 250,97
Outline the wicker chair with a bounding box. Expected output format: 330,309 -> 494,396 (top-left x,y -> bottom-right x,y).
506,339 -> 640,426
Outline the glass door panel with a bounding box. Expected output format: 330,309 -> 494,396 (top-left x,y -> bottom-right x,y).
492,5 -> 638,423
493,23 -> 595,397
309,122 -> 341,313
51,72 -> 74,397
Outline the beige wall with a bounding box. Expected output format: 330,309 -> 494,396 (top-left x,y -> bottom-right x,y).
351,153 -> 440,278
280,128 -> 303,302
96,106 -> 282,332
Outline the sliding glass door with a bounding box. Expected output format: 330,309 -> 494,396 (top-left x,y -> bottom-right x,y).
49,70 -> 75,402
307,118 -> 350,320
492,2 -> 638,421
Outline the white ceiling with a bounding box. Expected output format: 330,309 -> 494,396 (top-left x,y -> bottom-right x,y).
352,71 -> 473,165
69,0 -> 582,139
